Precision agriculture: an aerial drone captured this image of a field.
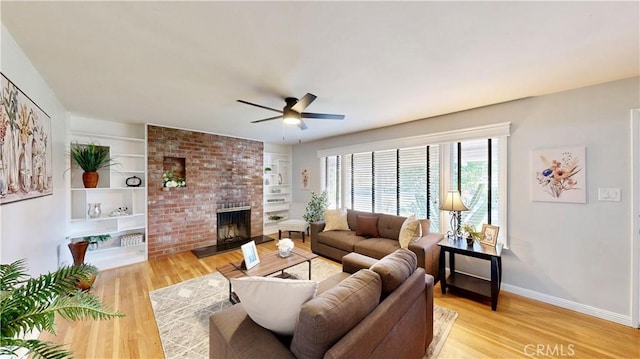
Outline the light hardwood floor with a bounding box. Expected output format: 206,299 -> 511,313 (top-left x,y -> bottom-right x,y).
41,238 -> 639,358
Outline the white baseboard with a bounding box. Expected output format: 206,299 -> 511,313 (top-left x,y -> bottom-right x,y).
444,268 -> 633,327
501,283 -> 633,327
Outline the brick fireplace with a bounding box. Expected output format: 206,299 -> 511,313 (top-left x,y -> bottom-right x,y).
146,125 -> 263,259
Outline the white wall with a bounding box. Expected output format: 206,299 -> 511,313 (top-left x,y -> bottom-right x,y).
291,77 -> 640,324
1,24 -> 69,276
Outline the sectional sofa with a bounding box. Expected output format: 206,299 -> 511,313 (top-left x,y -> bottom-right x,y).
209,249 -> 434,358
310,209 -> 444,279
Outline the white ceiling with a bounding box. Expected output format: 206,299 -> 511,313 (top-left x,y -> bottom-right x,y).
2,1 -> 638,144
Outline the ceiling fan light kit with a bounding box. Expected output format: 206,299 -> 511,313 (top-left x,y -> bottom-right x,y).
238,93 -> 345,131
282,107 -> 301,125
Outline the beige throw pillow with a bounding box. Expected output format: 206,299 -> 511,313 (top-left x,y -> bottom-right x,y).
398,215 -> 421,249
231,276 -> 318,335
323,208 -> 350,231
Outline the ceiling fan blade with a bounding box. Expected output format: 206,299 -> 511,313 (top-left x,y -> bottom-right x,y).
251,115 -> 283,123
301,112 -> 345,120
298,119 -> 308,130
237,99 -> 282,113
291,93 -> 317,112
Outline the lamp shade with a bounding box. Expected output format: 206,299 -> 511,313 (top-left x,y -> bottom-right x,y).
439,190 -> 468,212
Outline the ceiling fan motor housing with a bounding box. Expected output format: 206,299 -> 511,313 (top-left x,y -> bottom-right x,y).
284,97 -> 299,108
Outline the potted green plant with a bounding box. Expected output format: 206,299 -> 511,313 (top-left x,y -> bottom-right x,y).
303,191 -> 329,224
463,224 -> 482,246
69,142 -> 117,188
0,259 -> 124,359
83,234 -> 111,251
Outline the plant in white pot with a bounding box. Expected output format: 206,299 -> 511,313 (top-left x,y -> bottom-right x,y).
303,191 -> 329,224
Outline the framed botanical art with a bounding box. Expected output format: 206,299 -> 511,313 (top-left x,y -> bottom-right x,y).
300,168 -> 310,190
480,224 -> 499,247
0,73 -> 52,205
531,146 -> 586,203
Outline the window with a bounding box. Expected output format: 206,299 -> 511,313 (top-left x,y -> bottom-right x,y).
324,155 -> 340,209
374,150 -> 397,214
327,145 -> 440,231
351,152 -> 373,212
319,122 -> 509,245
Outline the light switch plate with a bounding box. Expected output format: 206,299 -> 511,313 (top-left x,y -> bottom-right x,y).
598,188 -> 621,201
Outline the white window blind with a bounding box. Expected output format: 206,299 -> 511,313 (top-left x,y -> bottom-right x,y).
324,156 -> 340,209
398,147 -> 427,218
427,145 -> 440,232
351,152 -> 373,212
373,149 -> 398,214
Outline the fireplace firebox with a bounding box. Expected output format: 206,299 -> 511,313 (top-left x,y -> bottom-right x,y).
216,206 -> 251,245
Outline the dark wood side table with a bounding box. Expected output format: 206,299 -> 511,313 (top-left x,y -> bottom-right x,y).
438,237 -> 503,311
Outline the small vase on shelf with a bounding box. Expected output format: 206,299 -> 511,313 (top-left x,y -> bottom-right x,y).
88,203 -> 102,218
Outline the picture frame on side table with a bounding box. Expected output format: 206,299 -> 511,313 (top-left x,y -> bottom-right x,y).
480,224 -> 499,247
241,241 -> 260,269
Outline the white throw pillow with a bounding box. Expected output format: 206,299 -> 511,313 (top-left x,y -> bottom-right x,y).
231,276 -> 318,335
398,215 -> 421,249
323,208 -> 350,231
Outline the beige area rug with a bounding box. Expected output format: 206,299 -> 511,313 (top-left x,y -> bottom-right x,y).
149,259 -> 457,359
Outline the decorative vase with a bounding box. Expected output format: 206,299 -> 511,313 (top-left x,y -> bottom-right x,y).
0,160 -> 7,197
88,242 -> 98,251
82,171 -> 99,188
18,143 -> 31,193
466,236 -> 474,246
67,241 -> 97,291
279,247 -> 292,258
88,203 -> 102,218
68,241 -> 89,266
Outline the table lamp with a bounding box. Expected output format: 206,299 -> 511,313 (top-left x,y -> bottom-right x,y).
439,190 -> 468,239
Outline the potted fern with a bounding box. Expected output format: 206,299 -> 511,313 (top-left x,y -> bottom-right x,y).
69,142 -> 117,188
0,259 -> 124,358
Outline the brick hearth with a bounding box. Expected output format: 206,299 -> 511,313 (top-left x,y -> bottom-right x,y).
147,125 -> 263,259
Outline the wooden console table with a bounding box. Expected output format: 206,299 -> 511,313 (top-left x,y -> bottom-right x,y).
438,238 -> 503,310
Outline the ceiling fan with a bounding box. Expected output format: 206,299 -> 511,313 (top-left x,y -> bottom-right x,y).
237,93 -> 345,130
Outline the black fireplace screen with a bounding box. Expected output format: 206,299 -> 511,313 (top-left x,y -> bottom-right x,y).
216,208 -> 250,244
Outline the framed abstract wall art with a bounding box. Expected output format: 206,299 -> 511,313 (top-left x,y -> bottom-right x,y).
531,146 -> 585,204
0,73 -> 52,205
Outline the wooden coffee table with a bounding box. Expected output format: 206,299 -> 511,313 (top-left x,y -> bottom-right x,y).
217,247 -> 318,303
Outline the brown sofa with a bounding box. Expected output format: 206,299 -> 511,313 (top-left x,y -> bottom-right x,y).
209,249 -> 434,359
310,209 -> 444,280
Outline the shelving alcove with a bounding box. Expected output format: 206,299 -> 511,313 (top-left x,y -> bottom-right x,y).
68,131 -> 147,270
263,152 -> 291,235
